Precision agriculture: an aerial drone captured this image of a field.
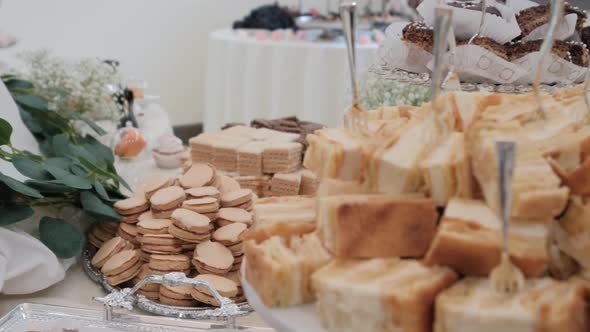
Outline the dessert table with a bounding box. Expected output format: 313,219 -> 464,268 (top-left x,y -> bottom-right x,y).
203,29 -> 378,132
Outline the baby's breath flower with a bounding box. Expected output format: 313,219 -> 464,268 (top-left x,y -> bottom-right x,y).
16,49 -> 122,121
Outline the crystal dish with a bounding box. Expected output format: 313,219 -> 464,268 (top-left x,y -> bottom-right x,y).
0,303 -> 270,332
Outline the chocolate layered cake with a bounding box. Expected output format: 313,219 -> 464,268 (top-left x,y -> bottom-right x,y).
458,37 -> 510,60
402,22 -> 434,53
509,39 -> 590,67
516,1 -> 587,37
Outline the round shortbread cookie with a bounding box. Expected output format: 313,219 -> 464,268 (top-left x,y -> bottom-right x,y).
179,163 -> 216,189
150,186 -> 186,210
220,189 -> 253,207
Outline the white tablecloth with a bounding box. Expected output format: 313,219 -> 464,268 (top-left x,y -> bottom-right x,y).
203,29 -> 378,132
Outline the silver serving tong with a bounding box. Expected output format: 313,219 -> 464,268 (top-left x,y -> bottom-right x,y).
341,2 -> 369,135
490,141 -> 525,294
94,272 -> 246,327
532,0 -> 564,120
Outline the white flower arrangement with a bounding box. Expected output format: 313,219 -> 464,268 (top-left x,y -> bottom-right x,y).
16,49 -> 122,121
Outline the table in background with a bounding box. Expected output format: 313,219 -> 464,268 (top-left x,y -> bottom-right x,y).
203,29 -> 378,132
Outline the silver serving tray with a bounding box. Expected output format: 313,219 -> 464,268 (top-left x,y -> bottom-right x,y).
0,303 -> 269,332
81,248 -> 252,320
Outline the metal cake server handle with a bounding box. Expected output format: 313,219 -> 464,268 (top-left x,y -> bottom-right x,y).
431,6 -> 454,102
341,2 -> 369,135
490,141 -> 525,294
94,272 -> 245,327
467,0 -> 488,45
533,0 -> 564,120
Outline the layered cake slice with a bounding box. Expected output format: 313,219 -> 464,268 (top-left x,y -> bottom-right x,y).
419,132 -> 473,206
367,116 -> 446,195
247,196 -> 316,242
424,198 -> 548,277
244,232 -> 332,307
468,121 -> 569,219
317,194 -> 438,258
304,127 -> 368,182
435,277 -> 590,332
312,259 -> 458,332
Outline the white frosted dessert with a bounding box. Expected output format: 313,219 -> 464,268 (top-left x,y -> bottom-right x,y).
152,133 -> 187,169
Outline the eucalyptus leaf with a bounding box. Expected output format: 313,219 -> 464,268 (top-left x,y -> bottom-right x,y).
0,118 -> 13,146
52,134 -> 70,157
44,165 -> 92,190
81,135 -> 114,164
68,144 -> 98,164
80,191 -> 119,220
26,180 -> 77,193
70,163 -> 88,178
12,155 -> 51,180
46,157 -> 71,169
39,217 -> 84,258
14,94 -> 49,111
0,205 -> 34,226
39,140 -> 53,156
0,173 -> 43,198
94,181 -> 110,201
79,114 -> 107,136
4,78 -> 34,91
19,110 -> 43,135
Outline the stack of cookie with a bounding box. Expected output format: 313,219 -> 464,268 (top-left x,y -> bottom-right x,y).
133,264 -> 160,300
212,223 -> 247,272
114,196 -> 150,224
150,186 -> 186,218
192,241 -> 234,275
136,219 -> 172,261
91,162 -> 256,307
100,249 -> 143,286
88,222 -> 118,248
191,274 -> 239,307
91,237 -> 133,269
220,189 -> 254,211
